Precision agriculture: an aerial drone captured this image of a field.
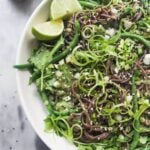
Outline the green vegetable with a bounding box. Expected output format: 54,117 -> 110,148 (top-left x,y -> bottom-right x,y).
79,1 -> 99,8
30,36 -> 64,70
50,36 -> 64,56
29,71 -> 41,84
121,33 -> 150,49
14,63 -> 33,69
29,36 -> 64,83
50,21 -> 81,63
39,91 -> 58,116
130,74 -> 140,150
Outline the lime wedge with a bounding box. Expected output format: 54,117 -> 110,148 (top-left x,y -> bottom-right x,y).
32,19 -> 64,41
50,0 -> 82,20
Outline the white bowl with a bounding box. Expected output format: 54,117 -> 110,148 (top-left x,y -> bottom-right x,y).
16,0 -> 77,149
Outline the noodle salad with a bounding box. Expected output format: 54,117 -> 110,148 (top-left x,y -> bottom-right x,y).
15,0 -> 150,149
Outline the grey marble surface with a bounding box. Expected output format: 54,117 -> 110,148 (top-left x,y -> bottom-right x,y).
0,0 -> 50,149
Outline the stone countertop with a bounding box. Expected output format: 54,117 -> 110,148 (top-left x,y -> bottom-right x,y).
0,0 -> 50,149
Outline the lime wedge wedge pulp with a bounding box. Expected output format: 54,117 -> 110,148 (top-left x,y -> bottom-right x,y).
50,0 -> 82,20
32,19 -> 64,41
